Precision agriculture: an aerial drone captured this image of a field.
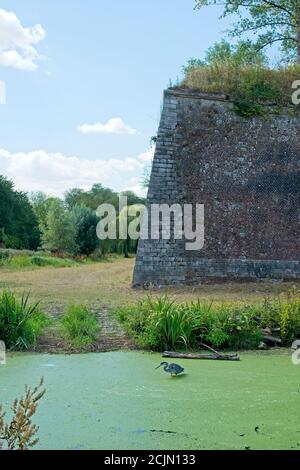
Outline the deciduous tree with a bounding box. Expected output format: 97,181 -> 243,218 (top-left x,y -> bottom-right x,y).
195,0 -> 300,62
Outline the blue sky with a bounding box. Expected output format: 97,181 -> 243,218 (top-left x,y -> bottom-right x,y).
0,0 -> 232,196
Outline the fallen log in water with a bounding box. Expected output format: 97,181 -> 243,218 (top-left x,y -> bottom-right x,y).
261,334 -> 282,346
162,351 -> 240,361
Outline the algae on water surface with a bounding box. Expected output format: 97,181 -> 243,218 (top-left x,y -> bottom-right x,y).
0,351 -> 299,450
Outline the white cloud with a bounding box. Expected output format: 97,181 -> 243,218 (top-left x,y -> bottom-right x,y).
122,177 -> 148,198
0,148 -> 153,197
0,9 -> 46,71
77,117 -> 137,135
137,147 -> 154,163
121,148 -> 155,197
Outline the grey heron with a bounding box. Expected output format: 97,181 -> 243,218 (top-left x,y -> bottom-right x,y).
155,362 -> 184,376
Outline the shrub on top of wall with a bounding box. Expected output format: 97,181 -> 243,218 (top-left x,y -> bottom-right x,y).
181,64 -> 300,117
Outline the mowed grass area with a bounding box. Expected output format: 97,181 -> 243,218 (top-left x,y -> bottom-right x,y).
0,258 -> 299,311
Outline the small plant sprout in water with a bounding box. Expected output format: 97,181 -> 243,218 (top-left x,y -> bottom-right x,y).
0,377 -> 46,450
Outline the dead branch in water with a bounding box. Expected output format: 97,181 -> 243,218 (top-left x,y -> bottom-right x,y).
162,351 -> 240,361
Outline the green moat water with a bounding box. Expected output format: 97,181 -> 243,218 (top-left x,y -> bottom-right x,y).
0,351 -> 299,450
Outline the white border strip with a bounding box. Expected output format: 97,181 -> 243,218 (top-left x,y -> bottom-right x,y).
0,81 -> 6,105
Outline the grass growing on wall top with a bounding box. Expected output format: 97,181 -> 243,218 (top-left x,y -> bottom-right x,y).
181,64 -> 300,117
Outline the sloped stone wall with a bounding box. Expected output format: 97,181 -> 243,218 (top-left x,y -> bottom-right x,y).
133,88 -> 300,286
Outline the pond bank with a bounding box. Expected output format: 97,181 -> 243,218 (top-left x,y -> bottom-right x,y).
34,306 -> 137,354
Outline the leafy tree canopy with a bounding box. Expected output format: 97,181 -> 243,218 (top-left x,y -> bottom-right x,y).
183,39 -> 268,74
0,176 -> 40,250
195,0 -> 300,62
41,199 -> 76,254
71,204 -> 99,256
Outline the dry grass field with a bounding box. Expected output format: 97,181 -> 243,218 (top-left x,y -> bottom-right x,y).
0,258 -> 298,310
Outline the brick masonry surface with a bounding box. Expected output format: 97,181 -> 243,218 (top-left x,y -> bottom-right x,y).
133,88 -> 300,286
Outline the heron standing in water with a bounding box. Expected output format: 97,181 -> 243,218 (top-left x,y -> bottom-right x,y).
156,362 -> 184,376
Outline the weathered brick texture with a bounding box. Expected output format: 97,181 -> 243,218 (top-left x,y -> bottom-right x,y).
133,88 -> 300,286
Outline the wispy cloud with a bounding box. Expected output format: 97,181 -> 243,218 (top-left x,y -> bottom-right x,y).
77,117 -> 137,135
0,147 -> 154,197
122,177 -> 148,198
137,147 -> 154,163
0,9 -> 46,71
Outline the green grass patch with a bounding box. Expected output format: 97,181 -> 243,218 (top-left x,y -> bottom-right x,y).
0,251 -> 77,270
0,248 -> 126,271
0,291 -> 49,350
116,289 -> 300,351
60,305 -> 100,348
30,256 -> 75,268
83,252 -> 126,263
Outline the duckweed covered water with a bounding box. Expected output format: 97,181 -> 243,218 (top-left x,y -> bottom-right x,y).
0,351 -> 299,450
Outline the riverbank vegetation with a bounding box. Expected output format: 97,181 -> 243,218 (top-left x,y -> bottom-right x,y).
0,291 -> 49,350
116,289 -> 300,351
61,305 -> 100,348
0,291 -> 101,351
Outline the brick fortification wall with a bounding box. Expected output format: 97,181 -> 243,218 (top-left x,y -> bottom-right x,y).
133,88 -> 300,286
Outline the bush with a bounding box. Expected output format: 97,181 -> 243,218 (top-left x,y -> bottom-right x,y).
30,256 -> 75,268
232,100 -> 264,118
5,256 -> 35,269
155,305 -> 194,350
116,290 -> 300,351
0,291 -> 49,350
0,250 -> 10,263
31,256 -> 52,267
214,304 -> 261,349
71,205 -> 99,256
61,305 -> 100,348
260,288 -> 300,344
115,296 -> 194,350
142,296 -> 195,350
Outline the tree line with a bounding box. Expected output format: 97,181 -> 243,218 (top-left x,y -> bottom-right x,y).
0,175 -> 145,257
